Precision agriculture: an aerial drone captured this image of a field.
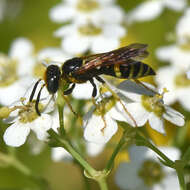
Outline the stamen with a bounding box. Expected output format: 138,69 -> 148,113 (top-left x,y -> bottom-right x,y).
29,79 -> 42,102
35,84 -> 45,116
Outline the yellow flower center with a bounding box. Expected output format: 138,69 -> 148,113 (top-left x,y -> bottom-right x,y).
78,23 -> 102,36
141,94 -> 165,117
19,100 -> 43,123
175,73 -> 190,87
94,96 -> 116,116
0,54 -> 19,87
138,160 -> 165,187
77,0 -> 99,12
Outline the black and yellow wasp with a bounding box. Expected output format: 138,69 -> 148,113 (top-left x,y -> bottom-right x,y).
31,43 -> 155,115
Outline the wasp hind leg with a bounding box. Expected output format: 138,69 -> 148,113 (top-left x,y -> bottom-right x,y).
64,83 -> 76,95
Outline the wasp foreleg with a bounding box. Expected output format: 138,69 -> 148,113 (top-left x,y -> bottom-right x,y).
64,83 -> 76,95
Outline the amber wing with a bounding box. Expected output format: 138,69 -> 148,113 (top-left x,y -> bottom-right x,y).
72,43 -> 149,75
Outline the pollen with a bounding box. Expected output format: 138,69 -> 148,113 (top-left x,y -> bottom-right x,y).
0,54 -> 18,87
94,96 -> 116,116
138,160 -> 165,187
77,0 -> 99,12
18,101 -> 43,123
78,23 -> 102,36
141,93 -> 165,117
175,72 -> 190,87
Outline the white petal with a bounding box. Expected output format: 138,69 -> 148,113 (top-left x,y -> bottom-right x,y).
164,0 -> 186,11
155,66 -> 177,105
158,147 -> 180,161
84,113 -> 118,144
148,112 -> 165,134
156,45 -> 177,62
0,79 -> 31,106
31,114 -> 52,141
102,24 -> 126,38
37,47 -> 71,63
72,81 -> 99,99
153,173 -> 179,190
54,25 -> 76,37
49,4 -> 75,23
96,6 -> 124,24
61,34 -> 90,54
91,37 -> 120,53
125,103 -> 149,127
3,121 -> 30,147
128,1 -> 164,22
163,105 -> 185,126
9,38 -> 34,59
51,147 -> 72,162
115,162 -> 147,190
86,142 -> 105,156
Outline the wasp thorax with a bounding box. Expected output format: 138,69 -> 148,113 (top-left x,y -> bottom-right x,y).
62,57 -> 83,75
45,65 -> 61,94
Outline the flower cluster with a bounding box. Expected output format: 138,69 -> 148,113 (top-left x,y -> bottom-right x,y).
115,145 -> 180,190
156,8 -> 190,111
50,0 -> 126,54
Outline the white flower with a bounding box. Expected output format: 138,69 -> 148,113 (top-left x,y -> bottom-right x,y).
176,8 -> 190,44
156,65 -> 190,111
156,44 -> 190,70
0,38 -> 37,105
128,0 -> 186,22
55,22 -> 126,54
83,105 -> 118,144
37,47 -> 71,63
50,0 -> 124,25
3,81 -> 54,147
114,80 -> 184,134
115,145 -> 180,190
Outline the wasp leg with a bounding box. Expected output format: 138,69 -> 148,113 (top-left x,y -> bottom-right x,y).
95,76 -> 105,84
64,83 -> 76,95
89,78 -> 97,97
29,79 -> 41,102
96,78 -> 138,127
35,84 -> 45,116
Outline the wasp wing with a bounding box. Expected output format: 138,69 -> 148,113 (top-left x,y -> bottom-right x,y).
73,43 -> 149,75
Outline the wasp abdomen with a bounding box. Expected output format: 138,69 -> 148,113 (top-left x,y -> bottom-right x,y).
102,61 -> 155,79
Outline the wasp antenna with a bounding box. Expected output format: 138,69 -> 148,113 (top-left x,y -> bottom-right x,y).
29,79 -> 42,102
35,84 -> 45,116
41,60 -> 49,67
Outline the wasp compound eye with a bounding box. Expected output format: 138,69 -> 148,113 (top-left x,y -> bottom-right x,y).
45,65 -> 61,94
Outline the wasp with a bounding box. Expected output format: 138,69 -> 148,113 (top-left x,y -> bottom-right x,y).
30,43 -> 155,115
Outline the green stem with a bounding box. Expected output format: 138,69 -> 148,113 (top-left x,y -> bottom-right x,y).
105,131 -> 126,172
50,130 -> 97,176
97,178 -> 108,190
58,104 -> 65,136
137,132 -> 174,166
176,168 -> 186,190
